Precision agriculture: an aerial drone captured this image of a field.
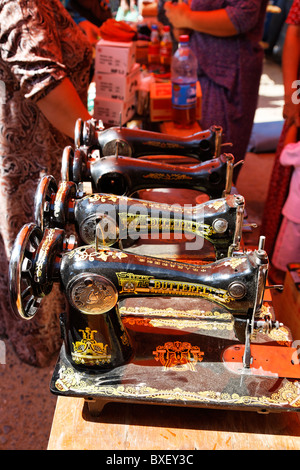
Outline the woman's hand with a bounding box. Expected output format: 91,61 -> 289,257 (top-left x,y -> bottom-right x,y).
164,1 -> 191,29
163,1 -> 237,37
172,26 -> 190,41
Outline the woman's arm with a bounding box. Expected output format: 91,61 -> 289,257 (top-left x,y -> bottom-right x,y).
163,2 -> 238,37
36,77 -> 92,139
284,124 -> 299,145
282,24 -> 300,127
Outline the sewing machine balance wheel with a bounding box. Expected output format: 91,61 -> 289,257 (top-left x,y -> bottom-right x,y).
34,174 -> 58,231
74,117 -> 98,148
9,223 -> 45,320
9,223 -> 65,320
61,146 -> 74,182
61,144 -> 87,184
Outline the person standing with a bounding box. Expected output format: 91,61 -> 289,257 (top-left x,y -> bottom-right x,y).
0,0 -> 93,366
261,0 -> 300,265
161,0 -> 268,182
270,133 -> 300,283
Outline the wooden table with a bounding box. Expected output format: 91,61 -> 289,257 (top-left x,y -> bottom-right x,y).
47,288 -> 300,451
47,394 -> 300,450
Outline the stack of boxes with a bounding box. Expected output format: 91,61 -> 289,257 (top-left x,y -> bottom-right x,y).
149,81 -> 202,123
93,40 -> 140,126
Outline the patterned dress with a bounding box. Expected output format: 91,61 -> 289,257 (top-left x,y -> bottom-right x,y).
260,0 -> 300,258
188,0 -> 269,181
0,0 -> 92,366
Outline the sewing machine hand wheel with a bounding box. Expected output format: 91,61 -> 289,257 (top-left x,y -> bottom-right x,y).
61,146 -> 74,182
75,117 -> 104,148
61,144 -> 87,184
34,175 -> 57,231
9,223 -> 44,320
72,148 -> 86,183
9,223 -> 65,320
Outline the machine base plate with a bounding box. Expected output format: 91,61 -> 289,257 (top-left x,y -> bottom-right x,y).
50,300 -> 300,415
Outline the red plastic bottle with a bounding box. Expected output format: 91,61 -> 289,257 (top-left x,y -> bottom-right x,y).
160,25 -> 172,73
148,24 -> 160,73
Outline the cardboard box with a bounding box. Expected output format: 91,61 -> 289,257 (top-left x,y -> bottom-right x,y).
150,81 -> 202,122
287,263 -> 300,291
276,263 -> 300,341
95,63 -> 140,101
94,94 -> 136,126
95,40 -> 136,76
135,40 -> 148,65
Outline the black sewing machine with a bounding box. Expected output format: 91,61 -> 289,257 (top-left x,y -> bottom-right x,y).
34,174 -> 244,260
9,224 -> 300,415
74,118 -> 223,161
61,147 -> 234,200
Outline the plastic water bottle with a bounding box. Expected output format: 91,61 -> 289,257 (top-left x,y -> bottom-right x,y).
160,25 -> 172,73
171,35 -> 198,128
148,24 -> 160,72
